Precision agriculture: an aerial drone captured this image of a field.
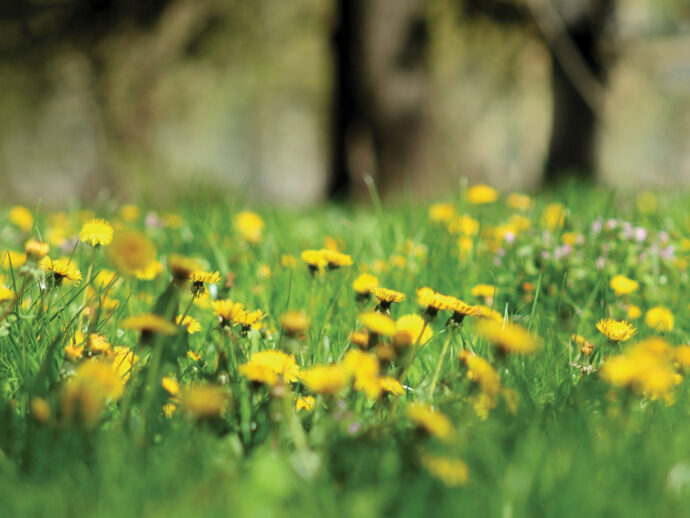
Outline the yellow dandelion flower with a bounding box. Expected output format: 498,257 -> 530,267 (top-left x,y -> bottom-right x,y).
61,359 -> 124,427
301,249 -> 327,273
447,214 -> 480,236
31,397 -> 51,423
301,364 -> 351,394
245,350 -> 300,383
79,218 -> 114,247
65,330 -> 85,360
235,211 -> 264,243
107,230 -> 156,276
471,284 -> 496,300
422,455 -> 469,487
350,330 -> 370,348
211,299 -> 245,325
295,395 -> 316,411
119,204 -> 141,222
1,250 -> 27,270
627,304 -> 642,320
121,313 -> 178,336
110,346 -> 139,382
239,362 -> 279,386
596,318 -> 636,342
610,275 -> 639,296
476,319 -> 542,354
407,403 -> 454,441
176,315 -> 202,334
466,184 -> 498,205
428,203 -> 456,223
446,296 -> 481,325
352,273 -> 379,296
0,286 -> 15,302
474,305 -> 502,322
506,193 -> 533,211
459,351 -> 501,400
135,260 -> 163,281
571,334 -> 595,356
372,287 -> 406,309
280,254 -> 298,268
189,270 -> 221,297
88,333 -> 111,354
541,203 -> 566,230
187,350 -> 202,362
162,402 -> 177,418
416,287 -> 452,316
395,314 -> 433,346
343,349 -> 381,399
280,310 -> 310,337
359,311 -> 396,338
675,345 -> 690,370
24,239 -> 49,259
39,256 -> 82,285
645,306 -> 674,332
162,376 -> 181,397
168,254 -> 204,281
320,248 -> 353,269
9,206 -> 33,232
379,376 -> 404,395
182,385 -> 229,417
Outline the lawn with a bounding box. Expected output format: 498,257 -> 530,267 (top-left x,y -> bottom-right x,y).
1,184 -> 689,518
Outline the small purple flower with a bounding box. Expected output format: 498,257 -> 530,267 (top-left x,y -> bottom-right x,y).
504,232 -> 516,244
659,231 -> 670,244
660,245 -> 675,260
541,250 -> 551,260
596,256 -> 605,270
590,219 -> 603,234
347,422 -> 362,435
634,227 -> 647,242
606,219 -> 618,230
145,212 -> 162,229
622,222 -> 633,239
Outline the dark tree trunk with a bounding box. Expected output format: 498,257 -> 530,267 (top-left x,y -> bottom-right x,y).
329,0 -> 434,200
544,0 -> 614,183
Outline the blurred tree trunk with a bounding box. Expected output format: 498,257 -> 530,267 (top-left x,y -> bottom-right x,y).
330,0 -> 435,200
543,0 -> 614,183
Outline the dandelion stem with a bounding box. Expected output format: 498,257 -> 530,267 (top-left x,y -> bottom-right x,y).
427,331 -> 454,398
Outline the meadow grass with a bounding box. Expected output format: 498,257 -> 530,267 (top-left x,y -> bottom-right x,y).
1,184 -> 689,518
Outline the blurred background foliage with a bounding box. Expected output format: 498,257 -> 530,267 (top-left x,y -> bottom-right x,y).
0,0 -> 688,206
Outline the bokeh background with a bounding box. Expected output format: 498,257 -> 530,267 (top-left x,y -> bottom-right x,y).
0,0 -> 688,206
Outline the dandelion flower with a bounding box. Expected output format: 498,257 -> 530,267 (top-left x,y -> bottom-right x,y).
359,311 -> 396,338
280,310 -> 310,337
610,275 -> 639,296
1,250 -> 27,270
244,350 -> 300,383
9,206 -> 33,232
239,362 -> 279,386
373,287 -> 406,311
343,349 -> 381,399
301,364 -> 351,394
176,315 -> 202,334
61,359 -> 124,427
645,306 -> 674,332
471,284 -> 496,301
571,334 -> 595,356
476,319 -> 542,354
422,455 -> 469,487
168,254 -> 204,281
301,249 -> 327,273
506,193 -> 533,211
79,218 -> 114,247
107,230 -> 156,276
460,351 -> 501,400
428,203 -> 456,223
162,376 -> 181,397
320,249 -> 353,269
234,211 -> 264,243
352,273 -> 379,296
466,184 -> 498,205
182,385 -> 229,417
395,314 -> 433,346
24,239 -> 49,259
295,396 -> 316,411
121,313 -> 178,336
379,376 -> 404,395
110,346 -> 139,382
39,256 -> 82,285
596,318 -> 636,342
407,403 -> 454,441
350,330 -> 370,348
416,287 -> 452,316
0,286 -> 15,302
627,304 -> 642,320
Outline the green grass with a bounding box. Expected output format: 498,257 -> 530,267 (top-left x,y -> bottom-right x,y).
1,185 -> 690,518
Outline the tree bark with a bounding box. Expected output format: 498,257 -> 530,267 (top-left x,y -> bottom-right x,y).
330,0 -> 434,200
